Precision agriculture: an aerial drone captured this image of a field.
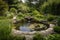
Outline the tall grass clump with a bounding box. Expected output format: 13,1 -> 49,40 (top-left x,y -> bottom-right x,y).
0,20 -> 12,40
0,20 -> 26,40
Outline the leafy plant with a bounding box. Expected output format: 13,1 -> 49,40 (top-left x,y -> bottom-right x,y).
47,16 -> 55,21
41,0 -> 60,15
57,18 -> 60,26
0,20 -> 26,40
47,34 -> 60,40
54,26 -> 60,33
0,0 -> 8,16
33,33 -> 45,40
0,20 -> 12,40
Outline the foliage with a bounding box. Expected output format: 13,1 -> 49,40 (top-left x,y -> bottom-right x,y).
17,13 -> 25,20
0,20 -> 12,40
54,26 -> 60,33
46,14 -> 56,21
0,16 -> 7,19
32,10 -> 45,21
36,0 -> 47,11
0,0 -> 8,16
26,0 -> 47,11
41,0 -> 60,15
10,8 -> 17,14
47,34 -> 60,40
17,3 -> 30,13
4,0 -> 16,5
0,20 -> 26,40
7,35 -> 26,40
26,0 -> 34,7
6,12 -> 13,18
33,33 -> 45,40
57,18 -> 60,26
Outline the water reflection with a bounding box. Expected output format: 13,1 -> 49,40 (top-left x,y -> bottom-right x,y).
19,22 -> 31,32
19,27 -> 31,32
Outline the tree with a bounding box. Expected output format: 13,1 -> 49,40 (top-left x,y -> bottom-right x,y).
26,0 -> 47,12
3,0 -> 15,5
0,0 -> 8,16
41,0 -> 60,15
35,0 -> 47,11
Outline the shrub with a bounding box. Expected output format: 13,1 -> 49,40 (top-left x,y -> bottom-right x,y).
0,16 -> 6,19
0,0 -> 8,16
54,26 -> 60,33
33,33 -> 45,40
0,20 -> 12,40
7,35 -> 26,40
41,0 -> 60,15
0,20 -> 26,40
10,8 -> 17,14
32,10 -> 45,21
47,34 -> 60,40
47,16 -> 55,21
57,18 -> 60,26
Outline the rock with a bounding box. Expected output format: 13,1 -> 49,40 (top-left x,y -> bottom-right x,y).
11,23 -> 55,40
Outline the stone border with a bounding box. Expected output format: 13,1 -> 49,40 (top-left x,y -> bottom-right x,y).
12,28 -> 54,36
11,24 -> 55,40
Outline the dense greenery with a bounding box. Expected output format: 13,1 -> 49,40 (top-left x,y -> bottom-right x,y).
41,0 -> 60,15
57,18 -> 60,26
0,20 -> 25,40
47,34 -> 60,40
33,33 -> 60,40
0,0 -> 60,40
54,26 -> 60,33
33,33 -> 45,40
0,20 -> 11,40
0,0 -> 8,16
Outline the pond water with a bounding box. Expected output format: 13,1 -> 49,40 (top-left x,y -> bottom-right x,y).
19,27 -> 31,32
18,22 -> 46,32
15,19 -> 47,32
19,22 -> 32,32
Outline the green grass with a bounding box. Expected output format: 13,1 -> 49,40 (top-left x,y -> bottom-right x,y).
0,19 -> 26,40
0,19 -> 12,40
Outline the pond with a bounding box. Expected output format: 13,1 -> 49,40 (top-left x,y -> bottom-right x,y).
14,17 -> 48,32
18,22 -> 47,32
19,22 -> 32,32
